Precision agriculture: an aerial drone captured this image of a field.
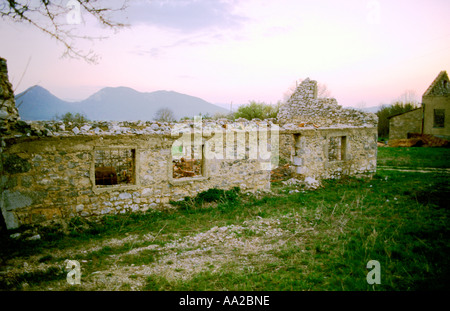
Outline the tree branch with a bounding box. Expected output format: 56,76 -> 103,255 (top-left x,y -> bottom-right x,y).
1,0 -> 129,63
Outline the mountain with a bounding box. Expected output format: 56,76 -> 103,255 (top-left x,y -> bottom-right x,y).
15,85 -> 228,121
348,105 -> 383,113
358,105 -> 383,113
15,86 -> 76,120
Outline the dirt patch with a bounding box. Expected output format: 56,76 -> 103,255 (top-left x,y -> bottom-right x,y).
0,215 -> 309,291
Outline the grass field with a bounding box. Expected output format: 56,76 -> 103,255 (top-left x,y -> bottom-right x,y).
0,147 -> 449,291
377,146 -> 450,169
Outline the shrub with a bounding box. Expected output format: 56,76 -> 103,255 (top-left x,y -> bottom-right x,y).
55,112 -> 89,123
234,101 -> 279,120
171,187 -> 241,212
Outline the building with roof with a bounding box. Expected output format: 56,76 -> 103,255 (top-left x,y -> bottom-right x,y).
389,71 -> 450,140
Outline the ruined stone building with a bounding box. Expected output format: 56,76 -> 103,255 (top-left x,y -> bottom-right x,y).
389,71 -> 450,140
0,57 -> 378,230
277,78 -> 378,180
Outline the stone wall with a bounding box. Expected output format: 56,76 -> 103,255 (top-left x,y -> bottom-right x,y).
279,127 -> 377,180
423,96 -> 450,140
1,127 -> 273,229
0,58 -> 20,134
277,78 -> 378,127
422,71 -> 450,139
0,58 -> 378,230
277,78 -> 378,164
388,108 -> 423,140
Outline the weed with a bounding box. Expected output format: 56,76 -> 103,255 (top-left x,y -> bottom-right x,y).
2,148 -> 449,291
171,187 -> 241,213
38,254 -> 54,263
0,266 -> 66,290
120,249 -> 159,266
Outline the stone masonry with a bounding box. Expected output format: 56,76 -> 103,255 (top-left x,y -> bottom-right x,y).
0,58 -> 20,134
0,59 -> 378,230
388,108 -> 423,140
277,78 -> 378,179
278,78 -> 378,127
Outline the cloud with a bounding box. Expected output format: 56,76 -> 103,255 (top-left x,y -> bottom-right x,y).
123,0 -> 247,32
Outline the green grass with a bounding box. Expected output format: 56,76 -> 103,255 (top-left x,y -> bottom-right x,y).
142,172 -> 450,291
1,148 -> 449,291
377,146 -> 450,168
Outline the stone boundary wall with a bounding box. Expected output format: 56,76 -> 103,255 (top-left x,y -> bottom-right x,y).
1,129 -> 274,229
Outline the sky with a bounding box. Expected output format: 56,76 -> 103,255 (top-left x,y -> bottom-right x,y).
1,0 -> 449,110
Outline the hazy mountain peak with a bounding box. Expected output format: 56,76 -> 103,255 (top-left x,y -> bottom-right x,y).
16,85 -> 227,121
86,86 -> 142,101
23,85 -> 53,96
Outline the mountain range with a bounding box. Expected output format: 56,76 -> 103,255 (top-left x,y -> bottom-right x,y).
15,85 -> 229,121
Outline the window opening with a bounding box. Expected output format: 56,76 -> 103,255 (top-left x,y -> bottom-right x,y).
328,136 -> 347,161
94,148 -> 136,186
433,109 -> 445,128
172,144 -> 203,178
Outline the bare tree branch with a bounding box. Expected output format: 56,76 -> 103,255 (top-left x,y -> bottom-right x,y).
154,108 -> 176,122
0,0 -> 129,63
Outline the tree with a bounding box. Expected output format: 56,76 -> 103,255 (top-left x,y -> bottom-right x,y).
397,90 -> 419,106
55,112 -> 89,123
234,101 -> 279,120
212,111 -> 235,120
1,0 -> 128,63
376,90 -> 420,138
154,108 -> 176,122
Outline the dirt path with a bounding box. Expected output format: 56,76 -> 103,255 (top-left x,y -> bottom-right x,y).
0,214 -> 310,291
377,166 -> 450,173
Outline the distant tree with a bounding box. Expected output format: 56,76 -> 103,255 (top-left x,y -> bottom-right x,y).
201,113 -> 212,120
212,111 -> 235,120
179,116 -> 192,121
154,108 -> 176,122
376,90 -> 420,138
317,83 -> 332,98
55,112 -> 89,123
234,101 -> 279,120
397,90 -> 419,106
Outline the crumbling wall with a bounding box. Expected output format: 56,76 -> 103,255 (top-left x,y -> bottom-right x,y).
277,78 -> 378,127
279,128 -> 377,180
1,127 -> 273,229
0,58 -> 378,230
276,78 -> 378,181
0,56 -> 275,229
0,58 -> 20,134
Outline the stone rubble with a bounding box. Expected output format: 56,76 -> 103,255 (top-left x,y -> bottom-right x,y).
278,78 -> 377,128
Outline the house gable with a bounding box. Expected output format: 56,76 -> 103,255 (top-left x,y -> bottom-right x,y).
423,71 -> 450,98
422,71 -> 450,139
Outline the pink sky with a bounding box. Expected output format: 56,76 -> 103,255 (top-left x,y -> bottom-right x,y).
1,0 -> 449,110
